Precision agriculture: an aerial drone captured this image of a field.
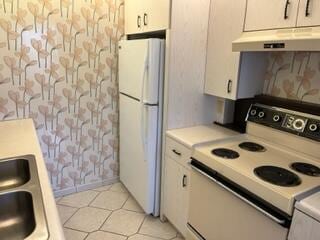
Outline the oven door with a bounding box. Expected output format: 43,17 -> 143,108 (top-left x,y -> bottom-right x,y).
187,160 -> 290,240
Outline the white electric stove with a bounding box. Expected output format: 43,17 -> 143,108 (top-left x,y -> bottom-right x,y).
187,104 -> 320,240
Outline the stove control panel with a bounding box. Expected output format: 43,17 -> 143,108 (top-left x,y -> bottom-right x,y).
247,104 -> 320,142
283,114 -> 308,132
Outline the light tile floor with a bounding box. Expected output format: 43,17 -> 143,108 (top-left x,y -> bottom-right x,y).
56,182 -> 184,240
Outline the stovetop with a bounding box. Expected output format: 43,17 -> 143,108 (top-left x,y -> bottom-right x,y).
192,134 -> 320,215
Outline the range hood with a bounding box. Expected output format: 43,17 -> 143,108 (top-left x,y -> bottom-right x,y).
232,27 -> 320,52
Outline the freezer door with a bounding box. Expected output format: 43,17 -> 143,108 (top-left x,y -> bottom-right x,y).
119,94 -> 159,214
118,39 -> 163,104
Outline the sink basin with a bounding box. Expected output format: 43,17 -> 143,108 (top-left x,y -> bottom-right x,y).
0,155 -> 49,239
0,191 -> 36,240
0,159 -> 30,191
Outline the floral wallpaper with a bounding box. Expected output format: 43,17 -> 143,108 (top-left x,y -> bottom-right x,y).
0,0 -> 124,193
263,52 -> 320,105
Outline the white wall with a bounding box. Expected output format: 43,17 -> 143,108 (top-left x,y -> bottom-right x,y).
165,0 -> 216,130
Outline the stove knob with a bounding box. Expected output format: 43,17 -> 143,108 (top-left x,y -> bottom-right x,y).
309,124 -> 318,132
293,119 -> 306,131
258,111 -> 265,119
273,115 -> 281,122
250,109 -> 257,116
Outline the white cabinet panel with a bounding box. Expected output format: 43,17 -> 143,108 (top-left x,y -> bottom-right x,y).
125,0 -> 170,34
289,210 -> 320,240
205,0 -> 267,100
125,0 -> 143,35
297,0 -> 320,27
166,0 -> 216,129
164,156 -> 190,237
143,0 -> 170,32
204,0 -> 246,99
245,0 -> 300,31
165,137 -> 192,169
163,156 -> 180,227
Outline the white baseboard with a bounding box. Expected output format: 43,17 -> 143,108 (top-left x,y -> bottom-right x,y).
54,176 -> 120,198
54,187 -> 77,198
101,177 -> 119,186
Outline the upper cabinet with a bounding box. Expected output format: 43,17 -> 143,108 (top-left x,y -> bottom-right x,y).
245,0 -> 320,32
125,0 -> 171,35
125,0 -> 142,35
245,0 -> 300,31
297,0 -> 320,27
204,0 -> 267,100
144,0 -> 171,32
204,0 -> 246,99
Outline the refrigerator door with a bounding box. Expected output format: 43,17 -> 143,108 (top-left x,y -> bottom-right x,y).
119,39 -> 162,104
119,94 -> 159,214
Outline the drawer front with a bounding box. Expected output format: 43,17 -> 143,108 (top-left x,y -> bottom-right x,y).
165,137 -> 192,168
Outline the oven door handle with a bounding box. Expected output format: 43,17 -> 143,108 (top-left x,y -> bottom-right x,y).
191,165 -> 287,226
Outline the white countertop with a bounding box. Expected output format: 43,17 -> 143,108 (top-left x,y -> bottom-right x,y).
0,119 -> 64,240
166,124 -> 238,148
296,190 -> 320,221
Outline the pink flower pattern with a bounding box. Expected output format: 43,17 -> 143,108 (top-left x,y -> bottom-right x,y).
0,0 -> 124,193
264,52 -> 320,104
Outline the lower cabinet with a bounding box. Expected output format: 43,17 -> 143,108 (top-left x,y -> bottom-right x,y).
288,210 -> 320,240
164,155 -> 190,237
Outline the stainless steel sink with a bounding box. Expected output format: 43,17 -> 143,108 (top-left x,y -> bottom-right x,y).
0,159 -> 30,191
0,155 -> 49,240
0,191 -> 35,239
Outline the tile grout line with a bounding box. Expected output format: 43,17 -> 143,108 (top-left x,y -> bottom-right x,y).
87,191 -> 102,206
137,214 -> 148,234
83,230 -> 127,240
58,183 -> 183,240
97,205 -> 115,232
63,226 -> 89,235
62,207 -> 81,227
60,187 -> 106,237
121,194 -> 131,208
138,232 -> 174,240
98,229 -> 131,238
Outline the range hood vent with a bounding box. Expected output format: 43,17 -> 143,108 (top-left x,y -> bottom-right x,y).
232,27 -> 320,52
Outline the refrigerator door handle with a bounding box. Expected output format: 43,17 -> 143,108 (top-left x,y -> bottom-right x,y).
141,104 -> 149,162
140,42 -> 149,162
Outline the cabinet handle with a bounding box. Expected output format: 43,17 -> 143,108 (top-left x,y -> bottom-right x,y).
182,175 -> 187,188
137,15 -> 141,28
306,0 -> 311,17
172,149 -> 181,156
284,0 -> 290,19
227,80 -> 232,94
143,13 -> 148,26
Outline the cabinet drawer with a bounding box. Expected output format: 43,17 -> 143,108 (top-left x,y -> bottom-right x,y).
165,137 -> 192,168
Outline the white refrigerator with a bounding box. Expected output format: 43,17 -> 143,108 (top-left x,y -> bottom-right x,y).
118,39 -> 165,216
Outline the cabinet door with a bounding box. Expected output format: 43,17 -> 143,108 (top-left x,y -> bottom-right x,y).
288,210 -> 320,240
125,0 -> 143,34
297,0 -> 320,27
163,157 -> 180,228
163,157 -> 190,237
142,0 -> 170,32
204,0 -> 246,99
176,165 -> 190,237
245,0 -> 300,31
